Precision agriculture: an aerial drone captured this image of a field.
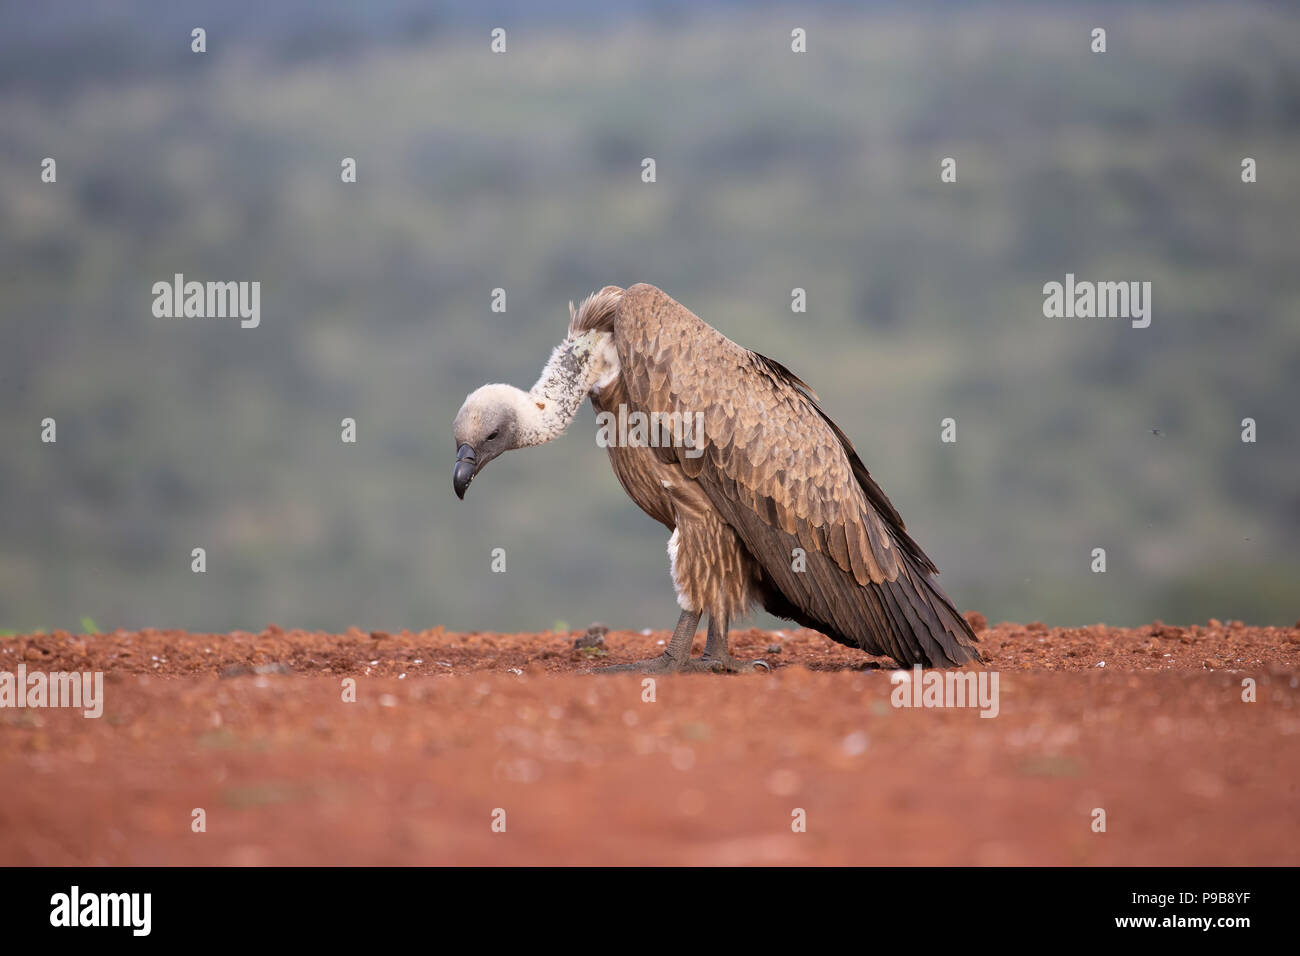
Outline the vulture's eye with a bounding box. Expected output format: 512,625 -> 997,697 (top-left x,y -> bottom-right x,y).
487,430 -> 499,441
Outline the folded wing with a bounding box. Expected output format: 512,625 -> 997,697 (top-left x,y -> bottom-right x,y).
611,283 -> 980,667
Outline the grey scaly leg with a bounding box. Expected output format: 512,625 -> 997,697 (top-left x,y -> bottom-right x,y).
600,609 -> 701,674
687,613 -> 769,673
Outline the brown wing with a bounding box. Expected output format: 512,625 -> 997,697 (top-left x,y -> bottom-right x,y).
611,283 -> 980,667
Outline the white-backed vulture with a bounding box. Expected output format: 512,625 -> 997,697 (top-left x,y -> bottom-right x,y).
453,283 -> 981,671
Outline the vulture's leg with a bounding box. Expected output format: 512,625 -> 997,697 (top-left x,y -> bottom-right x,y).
688,614 -> 770,674
600,609 -> 701,674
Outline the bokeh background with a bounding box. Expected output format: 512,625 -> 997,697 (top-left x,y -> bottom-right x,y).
1,0 -> 1296,635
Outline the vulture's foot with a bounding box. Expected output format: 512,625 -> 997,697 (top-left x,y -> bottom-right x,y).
598,652 -> 689,674
597,609 -> 701,675
688,654 -> 770,674
597,652 -> 769,675
692,616 -> 769,673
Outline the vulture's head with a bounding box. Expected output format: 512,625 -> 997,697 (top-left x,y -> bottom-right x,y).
451,384 -> 528,499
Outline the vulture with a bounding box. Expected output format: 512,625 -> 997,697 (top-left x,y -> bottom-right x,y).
452,284 -> 980,672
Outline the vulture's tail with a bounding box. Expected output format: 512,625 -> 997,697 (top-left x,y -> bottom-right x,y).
758,549 -> 982,668
873,550 -> 983,667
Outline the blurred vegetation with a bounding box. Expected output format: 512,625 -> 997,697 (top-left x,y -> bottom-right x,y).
0,2 -> 1297,634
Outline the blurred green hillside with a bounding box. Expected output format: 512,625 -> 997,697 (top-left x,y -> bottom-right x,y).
1,3 -> 1297,634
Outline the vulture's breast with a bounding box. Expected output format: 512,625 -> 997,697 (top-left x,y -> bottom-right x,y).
590,377 -> 678,531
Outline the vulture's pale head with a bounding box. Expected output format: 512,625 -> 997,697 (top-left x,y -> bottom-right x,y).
451,384 -> 531,499
453,317 -> 618,499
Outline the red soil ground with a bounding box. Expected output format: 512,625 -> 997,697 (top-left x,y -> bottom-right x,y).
2,619 -> 1298,865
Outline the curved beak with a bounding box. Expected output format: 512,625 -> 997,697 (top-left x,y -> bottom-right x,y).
453,443 -> 477,500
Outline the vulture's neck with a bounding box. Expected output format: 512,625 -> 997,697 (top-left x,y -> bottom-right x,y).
516,330 -> 619,447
